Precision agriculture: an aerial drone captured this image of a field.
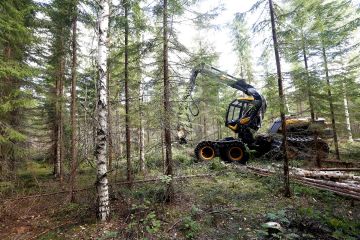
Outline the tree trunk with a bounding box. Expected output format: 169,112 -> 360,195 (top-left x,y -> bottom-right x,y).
301,35 -> 315,121
161,130 -> 165,172
163,0 -> 174,202
70,3 -> 78,202
107,1 -> 114,171
139,91 -> 146,173
84,85 -> 89,158
269,0 -> 290,197
59,52 -> 65,183
54,66 -> 60,177
107,62 -> 113,170
342,81 -> 353,142
115,109 -> 121,157
95,0 -> 110,221
124,0 -> 132,184
322,46 -> 340,160
54,33 -> 65,183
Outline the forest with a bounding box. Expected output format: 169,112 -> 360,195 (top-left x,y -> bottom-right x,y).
0,0 -> 360,239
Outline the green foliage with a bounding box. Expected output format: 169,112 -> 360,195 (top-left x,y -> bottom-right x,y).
98,231 -> 119,240
125,200 -> 163,239
179,216 -> 200,239
0,0 -> 38,174
132,184 -> 167,204
173,148 -> 194,166
266,209 -> 290,225
297,206 -> 360,239
231,13 -> 254,83
144,211 -> 162,234
208,158 -> 227,171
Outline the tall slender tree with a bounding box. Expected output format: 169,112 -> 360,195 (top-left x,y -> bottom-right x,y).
123,0 -> 132,184
70,0 -> 78,201
95,0 -> 110,221
163,0 -> 174,202
269,0 -> 290,197
231,13 -> 254,83
48,0 -> 73,180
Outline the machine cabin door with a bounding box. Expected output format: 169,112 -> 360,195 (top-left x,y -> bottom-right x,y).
225,98 -> 255,132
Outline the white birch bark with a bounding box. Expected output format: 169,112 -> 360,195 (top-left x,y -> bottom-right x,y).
342,81 -> 353,142
96,0 -> 110,221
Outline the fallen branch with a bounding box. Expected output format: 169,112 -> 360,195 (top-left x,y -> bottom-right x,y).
4,187 -> 94,202
111,174 -> 214,186
3,174 -> 213,202
28,220 -> 76,240
167,218 -> 183,232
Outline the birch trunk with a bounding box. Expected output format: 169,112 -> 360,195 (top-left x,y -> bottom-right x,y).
342,81 -> 353,142
269,0 -> 290,197
95,0 -> 110,221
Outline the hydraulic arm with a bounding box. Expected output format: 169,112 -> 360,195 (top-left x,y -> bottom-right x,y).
184,64 -> 266,134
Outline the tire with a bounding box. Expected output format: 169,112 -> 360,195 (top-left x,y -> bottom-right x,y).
194,141 -> 216,162
225,142 -> 249,165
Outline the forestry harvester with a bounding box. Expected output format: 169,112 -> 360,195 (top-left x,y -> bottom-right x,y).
179,64 -> 330,164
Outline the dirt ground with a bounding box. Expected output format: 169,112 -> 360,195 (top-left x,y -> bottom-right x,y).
0,159 -> 359,240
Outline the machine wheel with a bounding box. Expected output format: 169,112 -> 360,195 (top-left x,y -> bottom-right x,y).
194,141 -> 216,162
225,142 -> 249,164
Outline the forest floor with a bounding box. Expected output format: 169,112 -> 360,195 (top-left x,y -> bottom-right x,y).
0,143 -> 360,240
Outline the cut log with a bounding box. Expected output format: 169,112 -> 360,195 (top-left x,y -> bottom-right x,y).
246,165 -> 360,200
311,168 -> 360,172
296,177 -> 360,194
294,179 -> 360,200
271,164 -> 360,181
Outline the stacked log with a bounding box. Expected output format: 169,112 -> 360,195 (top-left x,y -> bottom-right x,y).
246,165 -> 360,200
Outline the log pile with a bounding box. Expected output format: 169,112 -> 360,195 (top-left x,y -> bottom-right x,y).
246,165 -> 360,200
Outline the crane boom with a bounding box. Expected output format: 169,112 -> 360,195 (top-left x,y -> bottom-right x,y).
178,63 -> 266,145
188,64 -> 263,103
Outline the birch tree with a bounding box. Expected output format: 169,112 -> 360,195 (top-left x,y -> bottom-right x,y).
95,0 -> 110,221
